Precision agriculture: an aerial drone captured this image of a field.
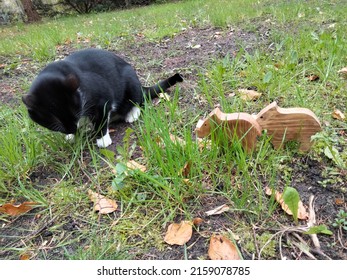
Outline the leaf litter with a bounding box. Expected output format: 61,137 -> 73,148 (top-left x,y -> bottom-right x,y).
332,109 -> 345,121
164,220 -> 193,245
0,201 -> 38,216
265,187 -> 308,220
208,234 -> 241,260
87,190 -> 118,214
205,204 -> 230,216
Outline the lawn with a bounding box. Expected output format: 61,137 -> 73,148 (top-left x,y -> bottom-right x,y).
0,0 -> 346,260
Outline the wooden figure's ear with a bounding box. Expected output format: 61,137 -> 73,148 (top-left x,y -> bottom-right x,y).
65,74 -> 80,92
22,94 -> 36,108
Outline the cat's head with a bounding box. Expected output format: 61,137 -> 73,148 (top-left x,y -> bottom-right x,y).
22,73 -> 81,134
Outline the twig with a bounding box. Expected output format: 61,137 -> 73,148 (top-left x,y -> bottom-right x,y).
258,230 -> 282,260
251,224 -> 260,259
5,215 -> 59,250
278,230 -> 285,259
310,248 -> 333,260
292,232 -> 317,260
307,195 -> 320,249
337,228 -> 347,250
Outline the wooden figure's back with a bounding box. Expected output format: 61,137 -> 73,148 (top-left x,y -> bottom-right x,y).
256,102 -> 321,151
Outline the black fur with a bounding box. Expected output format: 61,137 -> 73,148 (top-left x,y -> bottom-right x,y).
22,48 -> 183,146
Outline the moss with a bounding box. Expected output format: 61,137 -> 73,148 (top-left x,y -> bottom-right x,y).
243,231 -> 276,259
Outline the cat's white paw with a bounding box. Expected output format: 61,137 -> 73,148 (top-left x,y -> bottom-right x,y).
96,130 -> 112,148
125,106 -> 141,123
65,134 -> 75,141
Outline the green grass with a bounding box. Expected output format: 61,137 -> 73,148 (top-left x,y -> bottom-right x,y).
1,0 -> 347,260
0,0 -> 264,61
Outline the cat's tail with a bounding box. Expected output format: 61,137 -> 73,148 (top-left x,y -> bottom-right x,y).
142,73 -> 183,99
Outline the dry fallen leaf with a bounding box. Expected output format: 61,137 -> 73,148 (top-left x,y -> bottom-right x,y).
169,134 -> 186,146
0,201 -> 38,216
164,221 -> 193,245
192,217 -> 204,226
156,134 -> 186,148
88,190 -> 118,214
208,235 -> 240,260
158,92 -> 171,101
307,74 -> 320,81
335,198 -> 344,205
182,178 -> 192,187
338,67 -> 347,78
197,138 -> 212,151
191,44 -> 201,49
237,89 -> 262,101
181,161 -> 192,177
265,187 -> 308,220
205,204 -> 230,216
20,252 -> 32,260
126,160 -> 147,172
332,109 -> 346,121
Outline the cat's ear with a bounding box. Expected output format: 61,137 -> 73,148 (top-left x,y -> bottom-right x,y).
22,94 -> 36,108
65,74 -> 80,93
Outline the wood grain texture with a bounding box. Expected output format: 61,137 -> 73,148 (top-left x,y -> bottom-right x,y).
256,102 -> 321,151
195,107 -> 262,152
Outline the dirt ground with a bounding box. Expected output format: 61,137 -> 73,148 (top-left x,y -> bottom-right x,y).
0,25 -> 346,260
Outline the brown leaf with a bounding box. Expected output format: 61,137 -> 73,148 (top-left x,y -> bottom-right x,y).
338,67 -> 347,78
197,138 -> 212,151
181,161 -> 192,177
237,89 -> 262,101
20,253 -> 32,260
88,190 -> 118,214
208,235 -> 241,260
126,160 -> 147,172
274,62 -> 283,69
265,187 -> 308,220
307,74 -> 320,81
164,221 -> 193,245
332,109 -> 346,121
0,201 -> 38,216
192,217 -> 204,226
156,134 -> 186,148
205,204 -> 230,216
169,134 -> 186,146
335,198 -> 344,205
182,178 -> 192,186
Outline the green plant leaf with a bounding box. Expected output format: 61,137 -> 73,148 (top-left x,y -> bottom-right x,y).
111,174 -> 126,191
304,225 -> 333,235
263,71 -> 273,83
99,149 -> 115,162
324,146 -> 345,168
115,163 -> 127,175
283,187 -> 300,223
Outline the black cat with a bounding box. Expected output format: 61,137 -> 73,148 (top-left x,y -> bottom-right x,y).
22,48 -> 183,147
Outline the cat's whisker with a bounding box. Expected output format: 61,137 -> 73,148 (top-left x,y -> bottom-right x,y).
49,122 -> 64,132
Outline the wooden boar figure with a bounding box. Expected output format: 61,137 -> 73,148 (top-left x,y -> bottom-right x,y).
195,107 -> 262,152
256,102 -> 321,151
